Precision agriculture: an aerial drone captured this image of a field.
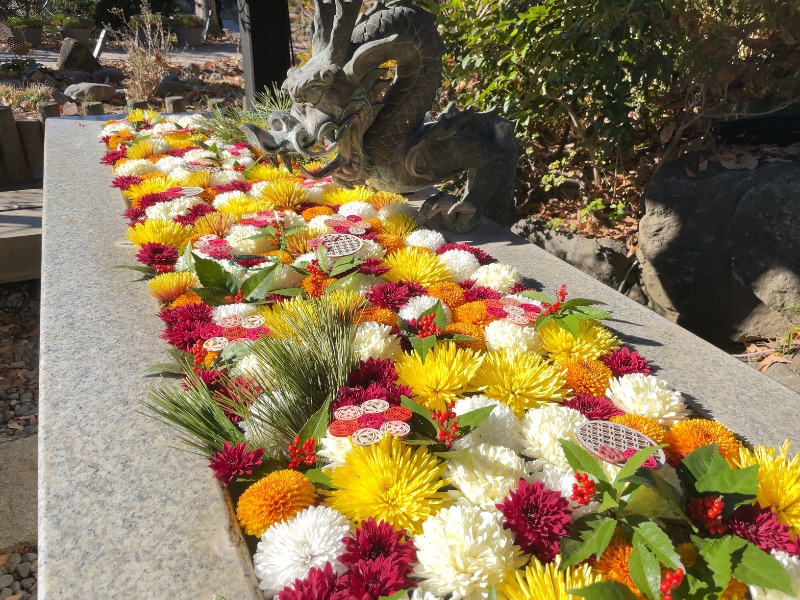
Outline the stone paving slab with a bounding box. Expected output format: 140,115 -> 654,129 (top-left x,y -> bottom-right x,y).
0,436 -> 37,553
0,189 -> 42,283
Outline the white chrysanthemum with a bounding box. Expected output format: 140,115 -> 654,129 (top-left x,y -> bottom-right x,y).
336,273 -> 383,296
484,319 -> 542,354
113,158 -> 158,176
535,463 -> 600,519
211,169 -> 245,186
101,121 -> 133,135
521,404 -> 586,470
212,302 -> 258,324
354,238 -> 386,260
414,504 -> 525,600
447,443 -> 528,509
164,166 -> 192,184
232,354 -> 261,380
226,224 -> 273,255
409,590 -> 444,600
248,180 -> 272,199
147,136 -> 172,154
317,434 -> 353,470
215,259 -> 250,285
439,249 -> 481,283
338,201 -> 378,220
213,190 -> 249,209
222,156 -> 255,170
144,195 -> 203,221
253,505 -> 350,595
749,551 -> 800,600
379,202 -> 417,221
405,228 -> 446,251
272,264 -> 304,290
149,121 -> 179,134
505,294 -> 541,307
472,263 -> 520,293
305,182 -> 334,204
606,374 -> 688,427
294,252 -> 316,266
153,155 -> 185,174
307,214 -> 334,236
182,148 -> 217,162
175,114 -> 204,128
353,321 -> 401,361
622,464 -> 682,520
398,295 -> 452,324
282,211 -> 306,228
452,395 -> 524,454
223,145 -> 254,159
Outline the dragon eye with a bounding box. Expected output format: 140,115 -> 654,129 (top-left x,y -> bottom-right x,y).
301,87 -> 323,105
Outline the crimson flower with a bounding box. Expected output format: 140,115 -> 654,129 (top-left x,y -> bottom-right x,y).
364,281 -> 427,310
136,242 -> 179,268
207,441 -> 265,486
437,242 -> 495,265
340,517 -> 416,572
347,358 -> 398,388
332,556 -> 414,600
727,504 -> 794,553
601,346 -> 651,376
462,285 -> 502,302
564,393 -> 625,421
174,203 -> 216,226
277,563 -> 341,600
112,175 -> 142,189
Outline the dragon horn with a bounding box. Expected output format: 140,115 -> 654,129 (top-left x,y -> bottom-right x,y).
327,0 -> 364,64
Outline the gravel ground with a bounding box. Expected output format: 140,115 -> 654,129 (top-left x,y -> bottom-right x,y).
0,281 -> 39,444
0,550 -> 37,599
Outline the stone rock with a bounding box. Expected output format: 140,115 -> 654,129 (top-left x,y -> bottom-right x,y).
62,82 -> 117,103
14,562 -> 30,578
65,70 -> 92,83
29,70 -> 59,87
511,217 -> 646,304
55,38 -> 101,73
92,66 -> 126,83
154,74 -> 191,98
638,156 -> 799,344
0,576 -> 12,590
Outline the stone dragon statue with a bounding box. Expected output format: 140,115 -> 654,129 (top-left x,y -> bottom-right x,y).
242,0 -> 519,232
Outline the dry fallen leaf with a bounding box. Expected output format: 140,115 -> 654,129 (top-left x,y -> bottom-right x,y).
660,122 -> 676,145
699,159 -> 708,172
685,166 -> 697,178
757,353 -> 791,372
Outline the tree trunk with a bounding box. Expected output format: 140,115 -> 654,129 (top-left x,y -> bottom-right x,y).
195,0 -> 223,38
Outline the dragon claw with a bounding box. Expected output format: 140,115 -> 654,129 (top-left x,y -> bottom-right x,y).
420,194 -> 479,233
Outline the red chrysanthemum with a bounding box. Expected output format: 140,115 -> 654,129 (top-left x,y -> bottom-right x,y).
174,202 -> 216,226
159,303 -> 214,350
135,242 -> 179,268
333,386 -> 369,411
601,346 -> 651,376
564,393 -> 625,421
437,242 -> 495,265
358,258 -> 391,276
365,281 -> 427,310
340,517 -> 416,571
165,146 -> 199,157
101,147 -> 128,165
112,175 -> 143,189
347,358 -> 398,388
496,479 -> 572,563
462,285 -> 502,302
189,367 -> 226,388
277,563 -> 341,600
727,504 -> 795,553
234,256 -> 271,268
160,302 -> 213,326
510,282 -> 536,294
207,441 -> 265,486
123,206 -> 148,226
214,180 -> 253,193
332,556 -> 415,600
363,382 -> 407,407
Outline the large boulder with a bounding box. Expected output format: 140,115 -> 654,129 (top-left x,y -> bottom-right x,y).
63,82 -> 117,102
637,155 -> 800,344
56,38 -> 101,73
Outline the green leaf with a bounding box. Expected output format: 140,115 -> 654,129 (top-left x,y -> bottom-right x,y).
633,522 -> 682,569
623,468 -> 695,528
697,535 -> 746,595
316,244 -> 329,273
433,448 -> 472,460
573,305 -> 611,320
559,439 -> 609,484
112,264 -> 156,276
695,464 -> 758,502
613,446 -> 662,494
401,397 -> 439,439
299,398 -> 331,443
556,314 -> 581,338
267,287 -> 304,297
733,541 -> 794,595
191,287 -> 231,306
304,468 -> 333,488
329,256 -> 364,277
680,444 -> 729,483
597,491 -> 620,512
520,290 -> 553,303
560,516 -> 617,568
456,405 -> 495,430
533,314 -> 554,330
239,263 -> 278,301
560,298 -> 606,309
486,586 -> 498,600
417,300 -> 447,330
192,253 -> 236,291
144,363 -> 186,377
283,226 -> 306,237
324,271 -> 358,294
629,539 -> 662,600
410,334 -> 438,363
568,581 -> 639,600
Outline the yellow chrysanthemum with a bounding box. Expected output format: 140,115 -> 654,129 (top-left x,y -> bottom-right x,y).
443,322 -> 486,351
375,233 -> 406,253
170,290 -> 203,308
122,175 -> 173,207
382,247 -> 451,287
326,290 -> 366,316
301,205 -> 335,220
256,179 -> 309,210
470,349 -> 570,417
216,195 -> 271,219
236,469 -> 317,537
610,414 -> 667,444
147,271 -> 198,304
560,357 -> 613,396
325,435 -> 450,534
593,534 -> 639,597
453,301 -> 497,327
172,169 -> 213,188
665,419 -> 742,464
321,185 -> 374,206
126,219 -> 192,249
162,131 -> 206,149
354,306 -> 397,328
736,441 -> 800,534
284,230 -> 312,257
266,250 -> 294,265
539,320 -> 620,361
127,139 -> 159,160
192,212 -> 237,239
369,191 -> 405,210
257,297 -> 317,339
381,213 -> 419,238
499,556 -> 606,600
126,108 -> 162,124
245,163 -> 294,183
395,342 -> 481,412
428,281 -> 466,310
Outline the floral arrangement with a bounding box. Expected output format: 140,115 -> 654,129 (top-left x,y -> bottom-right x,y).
99,109 -> 800,600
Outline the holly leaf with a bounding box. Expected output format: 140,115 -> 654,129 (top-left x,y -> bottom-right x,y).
560,298 -> 606,309
559,439 -> 609,484
315,244 -> 330,273
621,468 -> 695,528
560,516 -> 617,568
633,522 -> 682,570
556,314 -> 581,338
573,305 -> 611,320
417,300 -> 447,330
329,256 -> 364,277
695,464 -> 759,511
568,582 -> 639,600
239,263 -> 278,301
299,399 -> 331,443
191,287 -> 231,306
268,287 -> 304,297
113,264 -> 156,276
304,468 -> 333,488
192,253 -> 236,291
520,290 -> 553,303
613,446 -> 662,495
324,271 -> 358,294
629,539 -> 662,600
456,405 -> 495,431
410,334 -> 437,363
401,396 -> 439,439
732,541 -> 795,595
144,362 -> 185,377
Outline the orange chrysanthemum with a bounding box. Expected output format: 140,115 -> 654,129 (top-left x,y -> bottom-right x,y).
301,273 -> 336,297
170,290 -> 204,308
375,233 -> 406,253
203,351 -> 220,368
428,281 -> 466,310
453,301 -> 497,327
665,419 -> 743,464
236,469 -> 318,537
354,306 -> 398,328
610,414 -> 667,445
266,250 -> 294,265
148,272 -> 198,304
594,534 -> 639,597
443,322 -> 486,351
192,212 -> 237,239
301,205 -> 335,220
364,218 -> 384,233
369,191 -> 405,210
561,357 -> 613,396
107,132 -> 134,149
